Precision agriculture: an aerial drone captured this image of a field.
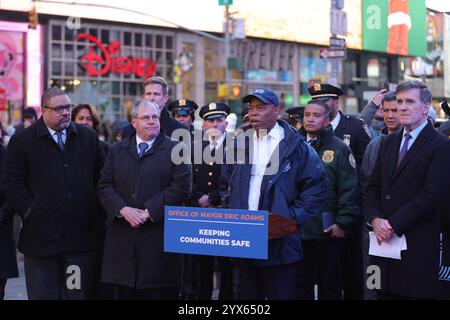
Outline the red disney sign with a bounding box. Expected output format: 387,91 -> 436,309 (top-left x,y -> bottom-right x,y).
76,33 -> 157,78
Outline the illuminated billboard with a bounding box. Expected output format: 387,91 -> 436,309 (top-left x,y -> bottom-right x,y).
0,0 -> 362,49
362,0 -> 427,56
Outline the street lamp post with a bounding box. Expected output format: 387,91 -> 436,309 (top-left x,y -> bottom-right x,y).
224,5 -> 231,82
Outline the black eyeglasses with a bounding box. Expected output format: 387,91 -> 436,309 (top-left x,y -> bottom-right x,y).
43,104 -> 74,114
134,115 -> 160,121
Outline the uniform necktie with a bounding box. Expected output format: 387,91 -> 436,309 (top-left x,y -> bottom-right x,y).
308,139 -> 317,148
56,131 -> 64,151
397,133 -> 411,167
210,141 -> 218,157
138,142 -> 148,158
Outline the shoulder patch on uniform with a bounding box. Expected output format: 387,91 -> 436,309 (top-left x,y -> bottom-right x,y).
362,123 -> 371,138
343,134 -> 351,147
322,150 -> 334,163
349,154 -> 356,169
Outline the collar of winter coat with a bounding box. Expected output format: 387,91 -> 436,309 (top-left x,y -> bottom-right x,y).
124,129 -> 167,152
36,117 -> 78,138
235,119 -> 300,162
299,125 -> 334,147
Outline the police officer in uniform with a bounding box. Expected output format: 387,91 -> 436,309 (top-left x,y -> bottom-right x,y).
308,83 -> 370,300
190,102 -> 230,208
168,98 -> 198,135
298,99 -> 360,300
308,83 -> 371,174
187,102 -> 233,300
285,106 -> 305,130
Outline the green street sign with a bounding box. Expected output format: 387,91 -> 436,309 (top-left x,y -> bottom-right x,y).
219,0 -> 233,6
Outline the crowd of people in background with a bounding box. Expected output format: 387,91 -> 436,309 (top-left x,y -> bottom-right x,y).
0,75 -> 450,301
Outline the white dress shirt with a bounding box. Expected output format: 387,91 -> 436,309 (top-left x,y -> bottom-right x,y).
47,127 -> 67,144
330,112 -> 341,131
136,134 -> 156,155
399,119 -> 428,152
306,135 -> 317,144
248,122 -> 284,210
208,133 -> 226,150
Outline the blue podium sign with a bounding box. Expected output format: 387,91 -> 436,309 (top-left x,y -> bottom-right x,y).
164,206 -> 268,259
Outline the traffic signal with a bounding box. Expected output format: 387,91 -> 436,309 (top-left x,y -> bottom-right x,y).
231,84 -> 241,97
217,83 -> 242,100
28,7 -> 38,29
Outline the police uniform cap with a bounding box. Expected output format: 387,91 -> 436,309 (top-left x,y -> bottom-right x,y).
286,106 -> 305,120
308,83 -> 344,99
167,99 -> 198,116
200,102 -> 230,120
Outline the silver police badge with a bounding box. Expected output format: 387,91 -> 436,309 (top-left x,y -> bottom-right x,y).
362,123 -> 371,138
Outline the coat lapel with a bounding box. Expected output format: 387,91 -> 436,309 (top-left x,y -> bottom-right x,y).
388,130 -> 403,181
334,112 -> 346,138
35,119 -> 78,151
126,134 -> 139,161
139,132 -> 167,159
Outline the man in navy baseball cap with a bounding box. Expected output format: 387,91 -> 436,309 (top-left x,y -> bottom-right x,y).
242,88 -> 281,132
242,88 -> 280,107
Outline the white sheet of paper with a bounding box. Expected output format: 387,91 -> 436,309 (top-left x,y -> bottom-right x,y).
369,231 -> 407,260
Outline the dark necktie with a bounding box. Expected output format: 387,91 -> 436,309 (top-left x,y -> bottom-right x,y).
210,141 -> 218,157
397,133 -> 411,167
56,131 -> 64,151
308,139 -> 317,148
138,142 -> 148,158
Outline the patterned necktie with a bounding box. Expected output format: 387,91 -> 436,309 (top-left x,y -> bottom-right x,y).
397,133 -> 411,167
56,131 -> 64,151
138,142 -> 148,158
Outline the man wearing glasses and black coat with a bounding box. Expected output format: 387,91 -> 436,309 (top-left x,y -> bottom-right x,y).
2,86 -> 105,300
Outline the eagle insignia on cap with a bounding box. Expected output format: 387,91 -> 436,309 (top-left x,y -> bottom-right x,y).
314,83 -> 321,91
179,99 -> 186,106
209,103 -> 217,110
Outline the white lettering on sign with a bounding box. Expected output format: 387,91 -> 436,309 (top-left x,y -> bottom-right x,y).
198,229 -> 231,237
231,240 -> 251,247
366,5 -> 381,30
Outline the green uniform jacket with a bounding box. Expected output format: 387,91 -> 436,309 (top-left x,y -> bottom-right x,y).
299,125 -> 360,240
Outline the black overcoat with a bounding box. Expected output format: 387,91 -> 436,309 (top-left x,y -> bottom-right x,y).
98,132 -> 192,289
